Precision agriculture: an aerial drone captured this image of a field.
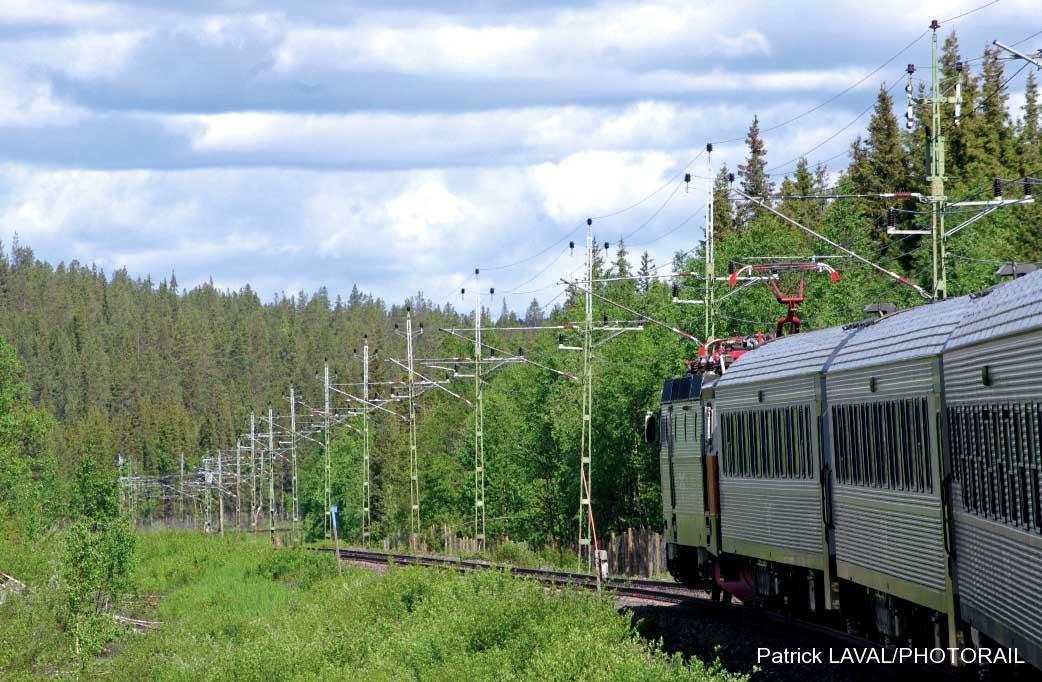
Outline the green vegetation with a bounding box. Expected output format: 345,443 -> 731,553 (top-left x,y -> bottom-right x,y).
1,34 -> 1037,553
0,29 -> 1039,679
1,532 -> 745,681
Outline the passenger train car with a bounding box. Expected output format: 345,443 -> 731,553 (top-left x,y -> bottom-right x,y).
653,270 -> 1042,668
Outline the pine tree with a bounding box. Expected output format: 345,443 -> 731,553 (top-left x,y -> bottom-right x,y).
1019,71 -> 1041,172
779,158 -> 818,226
965,46 -> 1015,180
847,85 -> 912,245
736,116 -> 773,227
713,164 -> 737,240
636,251 -> 655,295
523,299 -> 543,326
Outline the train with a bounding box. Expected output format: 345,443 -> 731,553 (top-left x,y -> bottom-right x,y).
649,268 -> 1042,669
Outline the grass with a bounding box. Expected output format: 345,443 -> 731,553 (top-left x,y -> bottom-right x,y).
1,530 -> 746,681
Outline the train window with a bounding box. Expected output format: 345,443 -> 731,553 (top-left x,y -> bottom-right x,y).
718,405 -> 815,480
949,402 -> 1042,533
831,397 -> 934,493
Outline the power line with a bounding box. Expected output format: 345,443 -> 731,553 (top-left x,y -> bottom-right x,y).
711,30 -> 930,146
479,150 -> 706,273
766,77 -> 906,176
619,178 -> 685,242
942,0 -> 1003,23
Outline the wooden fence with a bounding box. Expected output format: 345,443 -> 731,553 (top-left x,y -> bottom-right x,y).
380,525 -> 667,578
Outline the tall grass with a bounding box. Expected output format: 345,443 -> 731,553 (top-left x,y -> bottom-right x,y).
2,531 -> 745,681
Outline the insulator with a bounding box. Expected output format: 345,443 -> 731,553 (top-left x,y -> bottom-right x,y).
602,313 -> 608,325
569,241 -> 575,253
419,322 -> 424,331
955,60 -> 964,73
558,333 -> 564,344
394,323 -> 398,330
490,287 -> 494,295
954,78 -> 962,128
460,288 -> 465,296
706,142 -> 713,153
406,305 -> 411,313
684,172 -> 691,184
518,347 -> 524,357
363,333 -> 367,340
604,241 -> 609,251
474,267 -> 479,276
353,348 -> 357,355
1025,178 -> 1034,198
906,63 -> 916,75
887,207 -> 897,228
672,283 -> 680,298
586,218 -> 592,226
727,172 -> 735,184
993,178 -> 1002,199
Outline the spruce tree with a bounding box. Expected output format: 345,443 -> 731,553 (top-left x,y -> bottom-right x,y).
636,251 -> 655,295
713,164 -> 737,240
736,116 -> 773,227
1019,71 -> 1041,171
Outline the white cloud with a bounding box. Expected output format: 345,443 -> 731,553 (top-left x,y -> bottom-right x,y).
0,0 -> 125,27
0,67 -> 84,127
529,150 -> 679,224
8,30 -> 150,80
273,2 -> 769,79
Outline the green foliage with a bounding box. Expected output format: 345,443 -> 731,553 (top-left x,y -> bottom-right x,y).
57,455 -> 137,658
0,33 -> 1039,557
103,533 -> 743,681
0,336 -> 55,541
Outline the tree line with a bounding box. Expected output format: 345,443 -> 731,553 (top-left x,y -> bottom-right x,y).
1,32 -> 1038,548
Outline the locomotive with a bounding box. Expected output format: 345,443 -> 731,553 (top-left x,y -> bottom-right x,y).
650,269 -> 1042,668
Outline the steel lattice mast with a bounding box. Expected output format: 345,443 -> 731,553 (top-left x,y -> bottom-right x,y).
578,218 -> 595,568
290,385 -> 299,543
250,412 -> 257,530
405,307 -> 421,544
324,361 -> 331,539
705,143 -> 715,340
268,404 -> 276,544
473,272 -> 487,550
362,337 -> 372,544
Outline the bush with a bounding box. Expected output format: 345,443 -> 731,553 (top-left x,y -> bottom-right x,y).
57,456 -> 137,658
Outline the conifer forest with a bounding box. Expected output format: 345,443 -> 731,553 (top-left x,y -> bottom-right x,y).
1,11 -> 1041,680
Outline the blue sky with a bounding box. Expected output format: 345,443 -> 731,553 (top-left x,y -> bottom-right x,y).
0,0 -> 1037,312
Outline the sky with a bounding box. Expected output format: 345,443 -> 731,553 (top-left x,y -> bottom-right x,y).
0,0 -> 1038,314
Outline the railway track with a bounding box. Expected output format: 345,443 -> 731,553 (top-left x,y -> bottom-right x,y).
315,546 -> 698,603
315,546 -> 972,681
